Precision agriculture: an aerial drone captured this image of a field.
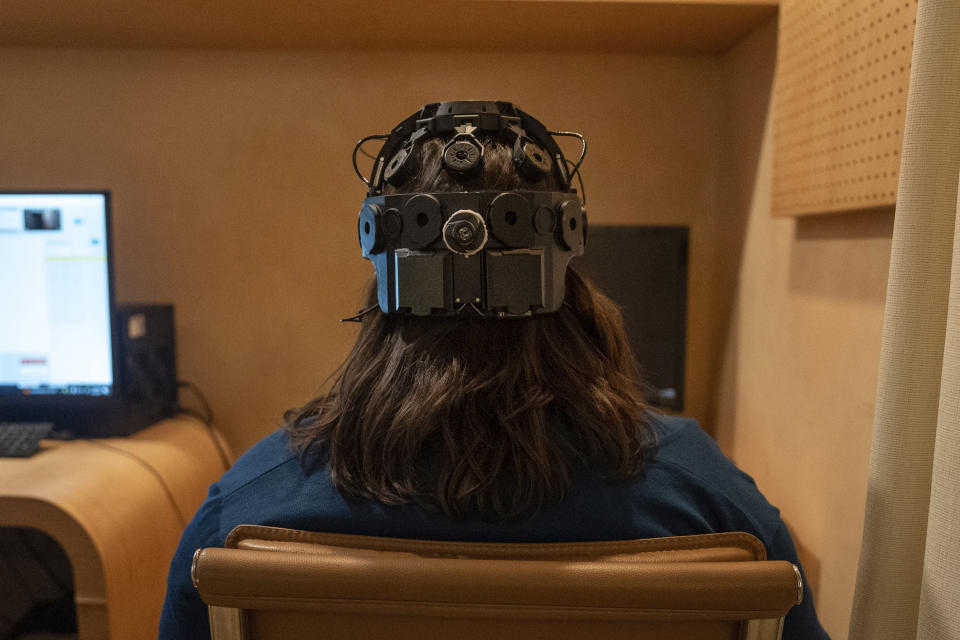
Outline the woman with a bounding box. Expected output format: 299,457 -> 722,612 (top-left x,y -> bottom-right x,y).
159,103 -> 829,639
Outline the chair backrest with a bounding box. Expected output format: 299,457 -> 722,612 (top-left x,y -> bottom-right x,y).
192,525 -> 802,640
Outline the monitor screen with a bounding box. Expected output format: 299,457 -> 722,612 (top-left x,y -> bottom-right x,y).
572,225 -> 689,411
0,192 -> 116,400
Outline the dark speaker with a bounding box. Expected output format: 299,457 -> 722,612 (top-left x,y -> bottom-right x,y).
115,304 -> 178,432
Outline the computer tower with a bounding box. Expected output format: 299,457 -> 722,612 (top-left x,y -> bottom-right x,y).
112,304 -> 178,435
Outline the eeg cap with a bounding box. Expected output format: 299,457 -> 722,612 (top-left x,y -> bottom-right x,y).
353,101 -> 587,318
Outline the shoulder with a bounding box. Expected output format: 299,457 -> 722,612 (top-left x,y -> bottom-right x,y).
168,428 -> 302,554
208,428 -> 359,536
160,428 -> 306,639
640,413 -> 783,542
648,414 -> 739,474
647,413 -> 758,490
215,428 -> 301,498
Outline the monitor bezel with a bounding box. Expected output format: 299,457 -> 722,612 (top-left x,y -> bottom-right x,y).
0,189 -> 123,416
570,224 -> 689,412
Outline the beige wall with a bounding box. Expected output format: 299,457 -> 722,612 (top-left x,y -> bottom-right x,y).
0,47 -> 723,454
716,19 -> 891,639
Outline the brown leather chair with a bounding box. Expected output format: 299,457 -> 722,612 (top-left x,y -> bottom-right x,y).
191,525 -> 802,640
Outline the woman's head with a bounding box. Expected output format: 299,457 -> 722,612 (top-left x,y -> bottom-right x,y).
284,107 -> 654,520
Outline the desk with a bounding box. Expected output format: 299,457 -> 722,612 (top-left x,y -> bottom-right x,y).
0,417 -> 230,639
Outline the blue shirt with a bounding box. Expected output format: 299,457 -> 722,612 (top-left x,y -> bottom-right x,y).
159,414 -> 829,639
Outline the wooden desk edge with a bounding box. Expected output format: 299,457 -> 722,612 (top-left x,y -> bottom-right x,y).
0,417 -> 229,639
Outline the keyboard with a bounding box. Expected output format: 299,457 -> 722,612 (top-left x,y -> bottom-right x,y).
0,422 -> 53,457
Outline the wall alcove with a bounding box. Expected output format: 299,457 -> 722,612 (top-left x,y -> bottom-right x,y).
3,3 -> 894,637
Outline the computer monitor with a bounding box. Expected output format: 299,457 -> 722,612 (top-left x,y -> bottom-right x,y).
572,225 -> 689,411
0,191 -> 122,430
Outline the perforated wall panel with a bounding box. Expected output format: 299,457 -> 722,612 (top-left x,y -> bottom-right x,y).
773,0 -> 917,217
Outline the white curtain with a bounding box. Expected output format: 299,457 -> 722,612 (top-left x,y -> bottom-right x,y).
848,1 -> 960,639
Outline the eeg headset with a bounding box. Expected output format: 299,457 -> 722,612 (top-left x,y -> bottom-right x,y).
352,101 -> 587,319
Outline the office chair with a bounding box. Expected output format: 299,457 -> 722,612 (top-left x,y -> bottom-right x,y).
192,525 -> 802,640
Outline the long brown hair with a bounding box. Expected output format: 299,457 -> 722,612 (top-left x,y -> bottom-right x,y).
284,137 -> 656,520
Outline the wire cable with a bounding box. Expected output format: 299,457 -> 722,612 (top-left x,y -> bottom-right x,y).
340,303 -> 380,323
176,380 -> 232,471
565,158 -> 587,205
177,380 -> 213,425
352,134 -> 390,187
550,130 -> 587,179
80,439 -> 187,529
